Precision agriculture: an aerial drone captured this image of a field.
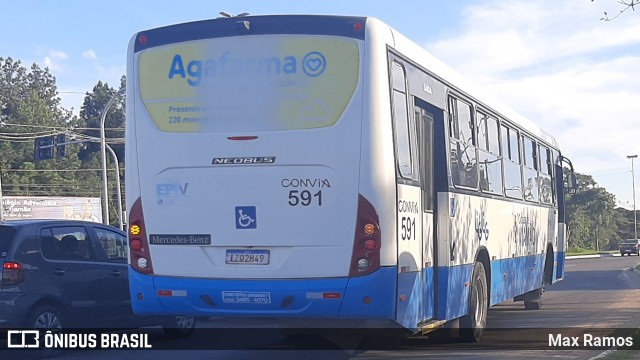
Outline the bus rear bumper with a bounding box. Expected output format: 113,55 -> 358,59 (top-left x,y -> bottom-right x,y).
129,266 -> 397,324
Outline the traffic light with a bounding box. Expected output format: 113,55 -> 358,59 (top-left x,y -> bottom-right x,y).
56,133 -> 66,158
34,136 -> 54,162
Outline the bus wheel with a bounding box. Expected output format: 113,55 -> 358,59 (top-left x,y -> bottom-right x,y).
162,316 -> 196,338
460,261 -> 488,342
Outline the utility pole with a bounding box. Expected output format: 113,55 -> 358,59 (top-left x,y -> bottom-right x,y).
100,88 -> 126,225
627,155 -> 638,239
0,165 -> 4,221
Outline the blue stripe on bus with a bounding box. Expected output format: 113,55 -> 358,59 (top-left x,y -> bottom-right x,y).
489,253 -> 546,306
135,15 -> 367,53
394,267 -> 435,329
339,266 -> 396,319
130,254 -> 557,324
436,264 -> 473,321
396,271 -> 421,329
436,253 -> 551,321
555,251 -> 565,281
129,266 -> 396,319
423,267 -> 435,320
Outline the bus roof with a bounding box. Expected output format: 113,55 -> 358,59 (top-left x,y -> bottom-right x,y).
380,17 -> 559,149
133,15 -> 366,53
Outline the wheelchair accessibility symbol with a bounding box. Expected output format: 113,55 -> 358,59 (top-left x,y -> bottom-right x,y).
235,206 -> 257,229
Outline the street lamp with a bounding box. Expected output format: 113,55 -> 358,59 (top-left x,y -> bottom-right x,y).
104,143 -> 123,230
100,88 -> 125,226
627,154 -> 638,240
0,166 -> 4,221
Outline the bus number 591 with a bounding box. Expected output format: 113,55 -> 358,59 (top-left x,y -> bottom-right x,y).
288,190 -> 323,207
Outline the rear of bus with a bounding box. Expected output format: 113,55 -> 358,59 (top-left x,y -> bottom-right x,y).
126,16 -> 398,326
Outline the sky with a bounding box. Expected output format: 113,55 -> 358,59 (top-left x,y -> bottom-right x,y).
1,0 -> 639,209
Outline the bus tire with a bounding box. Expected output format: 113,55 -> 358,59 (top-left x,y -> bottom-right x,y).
460,261 -> 488,342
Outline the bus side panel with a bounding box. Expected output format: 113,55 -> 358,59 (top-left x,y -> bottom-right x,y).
360,18 -> 398,269
489,253 -> 545,306
555,223 -> 567,282
129,267 -> 167,315
436,264 -> 472,321
422,266 -> 434,321
395,268 -> 435,329
396,271 -> 421,329
340,266 -> 397,320
554,161 -> 567,281
125,39 -> 143,216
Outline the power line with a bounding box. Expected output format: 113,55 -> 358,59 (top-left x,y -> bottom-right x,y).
0,122 -> 124,131
4,168 -> 121,172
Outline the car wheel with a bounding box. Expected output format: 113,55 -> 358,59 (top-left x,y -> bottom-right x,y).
25,305 -> 63,357
26,305 -> 63,330
162,316 -> 196,338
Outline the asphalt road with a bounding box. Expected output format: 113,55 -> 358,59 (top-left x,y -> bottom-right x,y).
9,255 -> 640,359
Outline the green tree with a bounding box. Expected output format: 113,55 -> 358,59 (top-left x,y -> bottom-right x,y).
0,57 -> 125,225
613,207 -> 637,241
77,77 -> 125,162
0,57 -> 80,197
565,172 -> 618,251
76,77 -> 126,224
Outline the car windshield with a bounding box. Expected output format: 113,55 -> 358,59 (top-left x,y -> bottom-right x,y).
0,226 -> 17,256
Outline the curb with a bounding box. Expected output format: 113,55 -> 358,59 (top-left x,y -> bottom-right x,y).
566,253 -> 617,260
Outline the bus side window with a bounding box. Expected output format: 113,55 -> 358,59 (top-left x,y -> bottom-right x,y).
477,110 -> 503,194
502,124 -> 523,199
415,101 -> 434,211
539,144 -> 554,204
448,96 -> 478,189
391,62 -> 416,180
522,135 -> 539,202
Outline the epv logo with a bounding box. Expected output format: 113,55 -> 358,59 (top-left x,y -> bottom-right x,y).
156,182 -> 189,205
235,206 -> 257,229
156,182 -> 189,196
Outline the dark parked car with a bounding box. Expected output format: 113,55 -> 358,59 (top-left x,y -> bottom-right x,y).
619,239 -> 640,256
0,219 -> 194,336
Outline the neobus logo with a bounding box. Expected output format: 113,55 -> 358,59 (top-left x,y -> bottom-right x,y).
168,51 -> 327,86
212,156 -> 276,165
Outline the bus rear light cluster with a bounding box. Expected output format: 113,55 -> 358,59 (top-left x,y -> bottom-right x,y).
129,197 -> 154,274
349,195 -> 381,277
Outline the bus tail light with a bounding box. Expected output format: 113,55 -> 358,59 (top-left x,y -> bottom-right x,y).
349,194 -> 381,277
129,197 -> 154,275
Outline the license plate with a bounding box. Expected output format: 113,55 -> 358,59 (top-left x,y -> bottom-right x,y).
222,291 -> 271,304
225,250 -> 270,265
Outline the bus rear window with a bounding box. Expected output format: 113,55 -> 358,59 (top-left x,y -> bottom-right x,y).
137,35 -> 361,133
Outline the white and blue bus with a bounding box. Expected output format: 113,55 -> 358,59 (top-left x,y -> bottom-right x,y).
125,15 -> 576,340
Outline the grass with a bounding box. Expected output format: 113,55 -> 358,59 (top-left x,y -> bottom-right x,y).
567,248 -> 598,256
566,249 -> 618,257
